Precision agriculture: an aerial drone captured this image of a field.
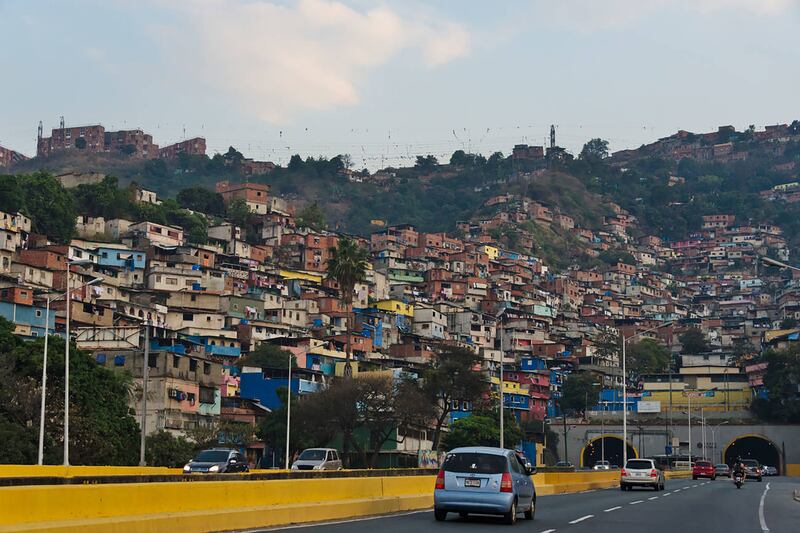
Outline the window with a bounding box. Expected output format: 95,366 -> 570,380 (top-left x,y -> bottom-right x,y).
199,386 -> 215,404
114,355 -> 126,366
96,354 -> 107,364
148,354 -> 158,368
189,359 -> 197,372
172,355 -> 180,368
166,277 -> 178,285
183,313 -> 193,321
203,362 -> 211,375
35,310 -> 42,318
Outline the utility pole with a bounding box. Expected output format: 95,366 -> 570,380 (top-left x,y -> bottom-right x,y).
63,261 -> 71,466
285,353 -> 293,469
562,414 -> 568,463
139,323 -> 150,467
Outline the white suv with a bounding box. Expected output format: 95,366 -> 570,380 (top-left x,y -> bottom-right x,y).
620,458 -> 665,491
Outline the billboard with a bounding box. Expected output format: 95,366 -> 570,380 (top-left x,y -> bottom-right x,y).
637,400 -> 662,413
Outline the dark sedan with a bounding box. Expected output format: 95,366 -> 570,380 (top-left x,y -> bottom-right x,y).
183,448 -> 249,474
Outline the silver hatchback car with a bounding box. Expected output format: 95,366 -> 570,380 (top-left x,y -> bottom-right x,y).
290,448 -> 343,471
620,458 -> 665,491
434,447 -> 536,524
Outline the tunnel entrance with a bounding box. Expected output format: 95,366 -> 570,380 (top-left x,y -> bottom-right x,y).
723,435 -> 781,470
581,436 -> 637,468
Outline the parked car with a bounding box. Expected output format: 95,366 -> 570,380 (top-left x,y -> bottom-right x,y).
291,448 -> 343,471
434,446 -> 536,524
593,460 -> 610,470
714,464 -> 731,478
183,448 -> 249,474
620,458 -> 665,491
692,460 -> 716,480
554,461 -> 574,468
764,466 -> 778,476
741,459 -> 763,482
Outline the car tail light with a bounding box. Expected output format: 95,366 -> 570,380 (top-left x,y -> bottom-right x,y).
435,469 -> 445,490
621,468 -> 627,477
500,472 -> 513,493
650,469 -> 658,478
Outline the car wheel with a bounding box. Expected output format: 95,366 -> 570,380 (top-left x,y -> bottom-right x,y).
524,499 -> 535,520
504,499 -> 517,525
692,475 -> 697,480
620,484 -> 626,491
711,475 -> 715,481
434,509 -> 447,522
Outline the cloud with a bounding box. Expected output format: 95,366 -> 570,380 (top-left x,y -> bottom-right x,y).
152,0 -> 470,122
538,0 -> 798,32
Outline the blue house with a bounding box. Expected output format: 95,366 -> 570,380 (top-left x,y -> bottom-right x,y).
239,367 -> 324,410
0,301 -> 55,338
94,246 -> 147,270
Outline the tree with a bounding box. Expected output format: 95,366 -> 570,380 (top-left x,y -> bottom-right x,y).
751,346 -> 800,423
296,202 -> 326,231
593,328 -> 621,365
580,138 -> 609,161
780,317 -> 798,330
236,343 -> 295,370
597,249 -> 636,265
145,430 -> 194,467
442,409 -> 523,450
176,187 -> 225,216
0,172 -> 77,244
326,238 -> 370,377
0,318 -> 140,465
423,346 -> 488,450
288,154 -> 304,171
415,155 -> 438,170
626,338 -> 671,374
679,328 -> 709,354
560,372 -> 601,415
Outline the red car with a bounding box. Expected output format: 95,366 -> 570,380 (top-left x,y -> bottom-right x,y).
692,460 -> 716,480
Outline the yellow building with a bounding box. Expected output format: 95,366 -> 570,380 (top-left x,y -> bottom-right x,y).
479,244 -> 500,261
375,299 -> 414,317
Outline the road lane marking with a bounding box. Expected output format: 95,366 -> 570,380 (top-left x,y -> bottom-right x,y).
539,530 -> 556,533
569,515 -> 594,524
673,489 -> 680,492
692,484 -> 698,488
759,482 -> 771,532
683,486 -> 690,489
630,500 -> 644,505
663,492 -> 671,496
648,496 -> 659,500
604,506 -> 622,512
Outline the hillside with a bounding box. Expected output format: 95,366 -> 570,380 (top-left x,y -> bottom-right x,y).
7,121 -> 800,255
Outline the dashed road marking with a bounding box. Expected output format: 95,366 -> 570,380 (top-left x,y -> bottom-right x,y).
630,500 -> 644,505
648,496 -> 659,500
569,515 -> 594,524
663,492 -> 672,496
539,530 -> 557,533
674,489 -> 681,492
604,506 -> 622,513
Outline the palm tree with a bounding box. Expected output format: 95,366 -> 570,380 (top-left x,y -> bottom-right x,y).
326,237 -> 370,377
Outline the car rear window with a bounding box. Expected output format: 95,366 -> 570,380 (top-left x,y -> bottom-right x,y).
696,461 -> 712,467
625,460 -> 654,470
443,453 -> 508,474
743,460 -> 759,467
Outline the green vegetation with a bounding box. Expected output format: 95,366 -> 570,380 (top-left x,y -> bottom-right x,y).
0,318 -> 140,465
442,408 -> 523,450
679,328 -> 710,355
559,372 -> 601,415
751,345 -> 800,423
626,338 -> 672,374
0,171 -> 77,243
236,344 -> 296,370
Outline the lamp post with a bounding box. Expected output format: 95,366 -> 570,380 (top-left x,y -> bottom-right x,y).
285,350 -> 293,470
37,277 -> 100,465
63,258 -> 94,467
139,322 -> 151,467
711,421 -> 729,463
621,321 -> 672,465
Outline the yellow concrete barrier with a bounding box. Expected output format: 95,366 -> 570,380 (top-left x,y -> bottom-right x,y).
0,471 -> 650,532
785,463 -> 800,476
0,466 -> 182,478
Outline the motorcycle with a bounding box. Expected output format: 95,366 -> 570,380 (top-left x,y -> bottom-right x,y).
733,472 -> 744,489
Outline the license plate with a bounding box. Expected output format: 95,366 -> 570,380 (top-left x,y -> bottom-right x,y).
634,472 -> 644,477
465,478 -> 481,487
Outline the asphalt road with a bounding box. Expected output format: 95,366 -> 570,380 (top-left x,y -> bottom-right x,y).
253,477 -> 800,533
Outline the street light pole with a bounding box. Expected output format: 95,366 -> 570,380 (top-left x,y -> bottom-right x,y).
37,296 -> 51,465
711,421 -> 728,464
500,351 -> 504,449
285,352 -> 293,470
688,395 -> 692,467
64,260 -> 71,466
139,323 -> 150,467
38,277 -> 100,466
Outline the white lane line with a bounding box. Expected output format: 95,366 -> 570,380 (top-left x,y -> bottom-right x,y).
683,486 -> 690,489
648,496 -> 659,500
663,492 -> 672,496
630,500 -> 644,505
692,484 -> 699,488
673,489 -> 681,492
539,530 -> 557,533
604,506 -> 622,512
569,515 -> 594,524
759,482 -> 771,532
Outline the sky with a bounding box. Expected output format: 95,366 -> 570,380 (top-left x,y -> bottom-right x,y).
1,0 -> 799,169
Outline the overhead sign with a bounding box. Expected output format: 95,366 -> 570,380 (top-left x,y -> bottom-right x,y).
637,401 -> 661,413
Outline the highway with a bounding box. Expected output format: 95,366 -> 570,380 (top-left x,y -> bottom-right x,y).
255,477 -> 800,533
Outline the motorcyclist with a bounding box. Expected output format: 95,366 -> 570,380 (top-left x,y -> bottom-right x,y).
732,457 -> 746,480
